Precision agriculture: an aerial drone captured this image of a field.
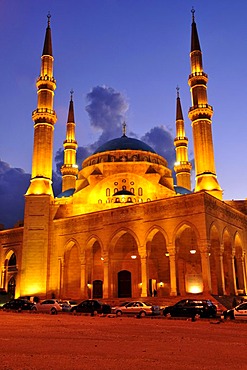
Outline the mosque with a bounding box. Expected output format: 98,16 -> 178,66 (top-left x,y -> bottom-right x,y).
0,11 -> 247,301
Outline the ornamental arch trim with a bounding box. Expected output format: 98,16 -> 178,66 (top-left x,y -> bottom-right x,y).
145,225 -> 168,245
172,221 -> 200,247
108,227 -> 140,254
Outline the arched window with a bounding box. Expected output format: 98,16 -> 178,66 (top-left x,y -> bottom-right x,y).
138,187 -> 143,196
130,187 -> 134,194
122,185 -> 126,190
8,253 -> 16,266
114,188 -> 118,194
98,199 -> 102,204
106,188 -> 110,196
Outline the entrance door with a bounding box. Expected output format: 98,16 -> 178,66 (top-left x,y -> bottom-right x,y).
8,276 -> 16,299
149,279 -> 157,297
118,270 -> 131,298
93,280 -> 103,298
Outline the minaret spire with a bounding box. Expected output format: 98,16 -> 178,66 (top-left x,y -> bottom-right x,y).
174,87 -> 192,190
61,90 -> 78,192
42,12 -> 53,56
26,14 -> 57,195
188,9 -> 222,199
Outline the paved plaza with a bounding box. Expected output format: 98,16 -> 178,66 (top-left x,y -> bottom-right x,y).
0,311 -> 246,369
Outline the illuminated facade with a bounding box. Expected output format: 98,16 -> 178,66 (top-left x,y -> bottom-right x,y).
0,12 -> 247,301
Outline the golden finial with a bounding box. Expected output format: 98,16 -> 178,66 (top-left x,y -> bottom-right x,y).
47,11 -> 51,27
70,89 -> 74,100
122,121 -> 127,136
191,7 -> 195,22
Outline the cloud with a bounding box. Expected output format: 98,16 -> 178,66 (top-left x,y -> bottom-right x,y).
85,85 -> 129,133
141,126 -> 175,169
0,160 -> 30,229
0,160 -> 62,229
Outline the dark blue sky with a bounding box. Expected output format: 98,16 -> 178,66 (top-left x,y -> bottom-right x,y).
0,0 -> 247,227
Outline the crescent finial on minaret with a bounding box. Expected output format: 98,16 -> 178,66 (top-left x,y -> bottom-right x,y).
70,89 -> 74,101
47,12 -> 51,27
191,7 -> 195,22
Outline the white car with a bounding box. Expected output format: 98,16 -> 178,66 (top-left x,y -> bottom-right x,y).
223,302 -> 247,320
112,301 -> 160,317
32,299 -> 62,315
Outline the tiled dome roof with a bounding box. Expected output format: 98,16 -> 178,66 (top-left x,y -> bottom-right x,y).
93,135 -> 156,154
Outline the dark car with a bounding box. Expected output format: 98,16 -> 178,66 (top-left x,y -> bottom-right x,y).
70,299 -> 111,315
223,302 -> 247,320
0,290 -> 12,308
163,299 -> 217,318
2,299 -> 34,311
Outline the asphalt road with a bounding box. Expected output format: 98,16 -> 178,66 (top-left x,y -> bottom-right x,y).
0,311 -> 246,370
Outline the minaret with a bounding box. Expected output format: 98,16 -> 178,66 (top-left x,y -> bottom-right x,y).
174,87 -> 192,190
61,90 -> 78,192
26,13 -> 57,196
188,9 -> 222,199
21,14 -> 57,298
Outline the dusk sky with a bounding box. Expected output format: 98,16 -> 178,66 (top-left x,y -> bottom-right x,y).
1,0 -> 247,227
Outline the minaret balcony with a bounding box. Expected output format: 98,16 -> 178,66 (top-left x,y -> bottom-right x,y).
174,137 -> 188,147
36,76 -> 56,90
32,108 -> 57,124
188,71 -> 208,86
61,164 -> 78,177
188,104 -> 213,121
174,162 -> 192,173
188,71 -> 208,79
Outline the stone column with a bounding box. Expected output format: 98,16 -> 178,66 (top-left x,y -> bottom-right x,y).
58,257 -> 64,299
217,252 -> 226,295
140,254 -> 148,297
80,253 -> 87,299
168,251 -> 177,296
242,255 -> 247,294
103,256 -> 110,299
1,266 -> 5,289
200,242 -> 212,294
228,255 -> 237,295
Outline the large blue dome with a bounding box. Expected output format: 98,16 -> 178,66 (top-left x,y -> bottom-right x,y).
93,135 -> 156,154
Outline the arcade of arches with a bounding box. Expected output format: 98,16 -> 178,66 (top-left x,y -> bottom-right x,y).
59,226 -> 246,300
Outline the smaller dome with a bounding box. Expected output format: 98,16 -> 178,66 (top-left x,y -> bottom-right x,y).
174,186 -> 192,195
94,135 -> 156,155
56,188 -> 75,198
113,189 -> 134,196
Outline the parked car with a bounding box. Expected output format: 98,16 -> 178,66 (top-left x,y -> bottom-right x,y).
163,299 -> 217,318
70,299 -> 111,314
2,298 -> 34,311
58,301 -> 72,312
32,299 -> 62,314
223,302 -> 247,320
67,300 -> 78,308
112,301 -> 160,317
0,290 -> 12,307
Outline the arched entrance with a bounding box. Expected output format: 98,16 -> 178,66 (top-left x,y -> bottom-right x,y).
175,225 -> 202,295
147,230 -> 169,297
93,280 -> 103,298
118,270 -> 131,298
